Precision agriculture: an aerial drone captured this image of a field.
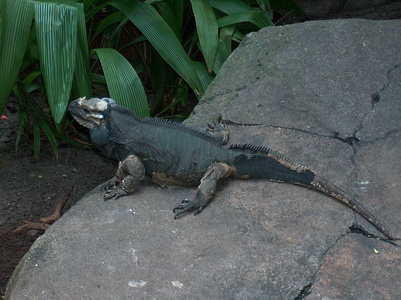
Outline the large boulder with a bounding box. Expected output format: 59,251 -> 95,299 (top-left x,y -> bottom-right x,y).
6,19 -> 401,299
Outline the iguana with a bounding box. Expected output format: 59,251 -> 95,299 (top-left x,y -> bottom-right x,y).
68,97 -> 395,240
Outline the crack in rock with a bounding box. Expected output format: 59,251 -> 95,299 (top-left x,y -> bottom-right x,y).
349,224 -> 400,246
371,91 -> 381,107
349,223 -> 383,239
224,120 -> 362,146
224,120 -> 333,139
200,85 -> 248,104
356,127 -> 401,145
292,233 -> 348,300
294,283 -> 312,299
355,64 -> 401,141
302,226 -> 399,299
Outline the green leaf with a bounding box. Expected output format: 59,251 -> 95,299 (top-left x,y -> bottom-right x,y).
193,61 -> 214,92
72,3 -> 92,99
38,120 -> 58,154
22,70 -> 41,88
93,48 -> 149,117
232,29 -> 245,43
91,72 -> 106,85
38,0 -> 77,5
13,79 -> 87,156
212,24 -> 237,73
85,1 -> 109,22
92,11 -> 124,43
109,0 -> 204,97
156,84 -> 188,117
210,0 -> 273,28
34,2 -> 78,132
0,0 -> 4,43
217,11 -> 273,28
165,0 -> 184,32
190,0 -> 218,73
26,83 -> 43,95
209,0 -> 253,15
213,39 -> 229,74
256,0 -> 270,11
20,23 -> 39,72
80,0 -> 99,12
119,35 -> 148,52
33,122 -> 41,158
154,1 -> 181,41
150,48 -> 172,114
220,25 -> 235,54
15,103 -> 27,152
0,0 -> 34,114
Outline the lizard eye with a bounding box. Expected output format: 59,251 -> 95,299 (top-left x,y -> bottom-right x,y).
82,108 -> 90,115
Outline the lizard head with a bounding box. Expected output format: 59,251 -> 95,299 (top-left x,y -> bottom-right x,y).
68,97 -> 116,129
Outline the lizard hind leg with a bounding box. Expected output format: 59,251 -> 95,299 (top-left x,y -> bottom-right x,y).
173,162 -> 234,219
104,155 -> 145,200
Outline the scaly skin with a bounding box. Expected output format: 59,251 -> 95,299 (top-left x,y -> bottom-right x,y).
68,97 -> 396,240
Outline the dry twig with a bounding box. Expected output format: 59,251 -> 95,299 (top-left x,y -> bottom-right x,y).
13,187 -> 73,234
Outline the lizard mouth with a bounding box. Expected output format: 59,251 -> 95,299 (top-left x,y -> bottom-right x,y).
71,114 -> 94,129
68,99 -> 100,129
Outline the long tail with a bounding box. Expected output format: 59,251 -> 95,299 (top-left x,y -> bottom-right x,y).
229,144 -> 395,240
310,176 -> 395,240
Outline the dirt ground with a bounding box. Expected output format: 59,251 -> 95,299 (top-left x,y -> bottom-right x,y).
1,3 -> 400,297
0,102 -> 117,297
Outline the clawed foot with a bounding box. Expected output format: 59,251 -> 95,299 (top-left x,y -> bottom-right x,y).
173,193 -> 208,219
206,121 -> 229,144
104,185 -> 127,200
104,178 -> 127,200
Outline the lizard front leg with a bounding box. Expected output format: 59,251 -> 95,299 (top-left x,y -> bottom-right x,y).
173,162 -> 234,219
206,121 -> 229,145
104,155 -> 145,200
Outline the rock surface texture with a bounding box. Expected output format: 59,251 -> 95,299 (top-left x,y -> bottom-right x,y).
6,19 -> 401,299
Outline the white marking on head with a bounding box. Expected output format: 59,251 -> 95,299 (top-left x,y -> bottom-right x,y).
95,99 -> 109,111
77,96 -> 87,105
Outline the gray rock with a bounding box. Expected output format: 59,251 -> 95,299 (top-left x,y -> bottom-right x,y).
5,182 -> 353,299
308,234 -> 401,299
6,19 -> 401,299
187,19 -> 401,141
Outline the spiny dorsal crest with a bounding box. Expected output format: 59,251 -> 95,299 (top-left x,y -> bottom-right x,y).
143,117 -> 224,146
